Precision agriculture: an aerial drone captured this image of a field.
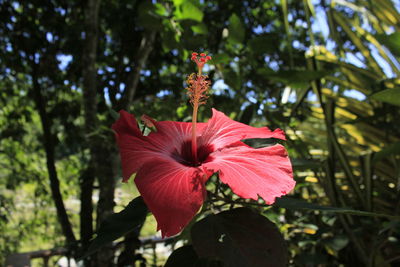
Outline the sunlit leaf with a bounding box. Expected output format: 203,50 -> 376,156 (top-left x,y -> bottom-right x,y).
175,2 -> 203,22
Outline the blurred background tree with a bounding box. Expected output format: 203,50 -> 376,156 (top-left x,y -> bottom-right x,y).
0,0 -> 399,266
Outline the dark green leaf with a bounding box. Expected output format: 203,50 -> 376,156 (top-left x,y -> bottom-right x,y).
164,245 -> 199,267
227,14 -> 245,44
323,235 -> 349,251
373,141 -> 400,163
275,197 -> 400,219
376,32 -> 400,57
82,197 -> 148,258
266,70 -> 331,89
239,104 -> 255,124
136,2 -> 163,30
242,138 -> 280,148
211,53 -> 230,64
248,35 -> 277,55
191,23 -> 208,34
291,158 -> 322,170
164,245 -> 223,267
191,208 -> 288,267
370,88 -> 400,106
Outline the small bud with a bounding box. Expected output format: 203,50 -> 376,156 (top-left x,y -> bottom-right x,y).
141,114 -> 156,128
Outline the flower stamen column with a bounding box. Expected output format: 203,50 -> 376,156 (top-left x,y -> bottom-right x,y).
187,52 -> 211,165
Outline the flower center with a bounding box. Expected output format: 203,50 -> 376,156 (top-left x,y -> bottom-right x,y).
171,140 -> 214,167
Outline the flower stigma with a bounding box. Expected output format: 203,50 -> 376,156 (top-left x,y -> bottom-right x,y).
186,52 -> 212,164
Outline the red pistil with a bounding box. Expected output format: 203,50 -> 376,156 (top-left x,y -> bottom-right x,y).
187,52 -> 212,164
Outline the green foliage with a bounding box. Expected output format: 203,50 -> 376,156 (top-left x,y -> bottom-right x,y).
83,197 -> 148,258
191,208 -> 287,267
370,88 -> 400,107
227,14 -> 245,44
376,32 -> 400,57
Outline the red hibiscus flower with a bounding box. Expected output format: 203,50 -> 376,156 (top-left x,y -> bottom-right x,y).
112,53 -> 295,237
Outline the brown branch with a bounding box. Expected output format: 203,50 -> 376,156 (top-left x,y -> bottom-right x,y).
31,63 -> 76,246
120,31 -> 156,110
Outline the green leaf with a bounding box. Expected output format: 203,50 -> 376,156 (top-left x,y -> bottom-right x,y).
172,0 -> 185,6
164,245 -> 199,267
323,235 -> 349,251
227,14 -> 245,44
242,138 -> 280,149
275,197 -> 400,219
191,208 -> 288,267
370,88 -> 400,106
191,23 -> 208,34
136,2 -> 162,30
376,32 -> 400,57
373,141 -> 400,163
165,245 -> 223,267
175,2 -> 203,22
262,69 -> 331,89
248,34 -> 277,55
291,158 -> 322,170
109,108 -> 119,120
82,197 -> 148,258
211,53 -> 230,64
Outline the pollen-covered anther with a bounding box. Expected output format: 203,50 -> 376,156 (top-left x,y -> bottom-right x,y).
185,73 -> 211,106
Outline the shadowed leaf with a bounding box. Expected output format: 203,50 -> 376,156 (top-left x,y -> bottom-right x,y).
370,88 -> 400,106
191,208 -> 287,267
275,197 -> 400,219
82,197 -> 148,258
227,14 -> 245,44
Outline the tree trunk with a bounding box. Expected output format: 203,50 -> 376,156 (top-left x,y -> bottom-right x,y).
31,62 -> 76,247
81,0 -> 102,265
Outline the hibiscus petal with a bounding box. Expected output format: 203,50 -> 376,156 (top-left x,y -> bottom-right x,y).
135,159 -> 208,237
112,111 -> 154,181
112,110 -> 144,138
112,111 -> 199,182
204,144 -> 295,204
200,108 -> 285,150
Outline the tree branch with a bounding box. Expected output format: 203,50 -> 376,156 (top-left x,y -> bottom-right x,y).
120,31 -> 156,110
